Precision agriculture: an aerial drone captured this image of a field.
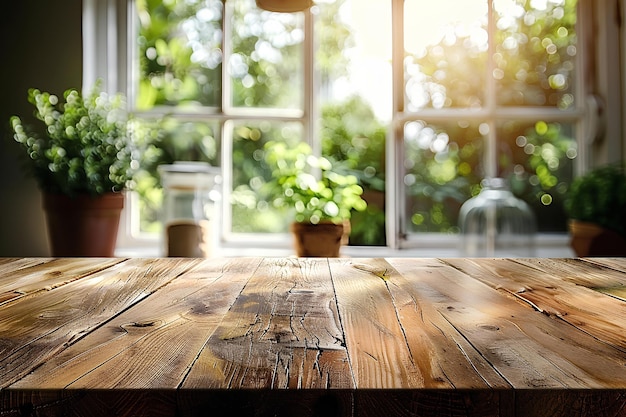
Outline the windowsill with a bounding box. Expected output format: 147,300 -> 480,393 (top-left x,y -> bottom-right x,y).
115,234 -> 576,258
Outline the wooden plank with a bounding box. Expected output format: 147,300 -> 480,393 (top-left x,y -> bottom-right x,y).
0,257 -> 199,388
0,258 -> 17,266
0,257 -> 52,271
595,286 -> 626,301
578,258 -> 626,302
0,257 -> 124,306
328,258 -> 425,389
388,258 -> 626,389
182,257 -> 352,389
514,389 -> 626,417
355,258 -> 510,389
0,390 -> 178,417
444,258 -> 626,352
0,388 -> 514,417
178,390 -> 355,417
3,388 -> 623,417
10,257 -> 261,390
515,258 -> 626,287
582,257 -> 626,273
353,389 -> 514,417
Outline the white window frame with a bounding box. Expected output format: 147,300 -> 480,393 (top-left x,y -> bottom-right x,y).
390,0 -> 588,252
83,0 -> 622,257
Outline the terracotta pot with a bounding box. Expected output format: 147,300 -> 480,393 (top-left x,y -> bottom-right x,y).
42,192 -> 124,257
568,220 -> 626,257
290,222 -> 344,257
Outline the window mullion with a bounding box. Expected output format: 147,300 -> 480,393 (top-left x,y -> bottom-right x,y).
222,1 -> 233,114
485,0 -> 498,179
389,0 -> 405,249
304,8 -> 316,155
220,2 -> 234,249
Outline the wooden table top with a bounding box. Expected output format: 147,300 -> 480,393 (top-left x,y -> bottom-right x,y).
1,257 -> 625,416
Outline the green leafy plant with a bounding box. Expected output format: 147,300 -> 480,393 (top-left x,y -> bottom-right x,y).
9,82 -> 137,197
564,164 -> 626,238
264,141 -> 367,224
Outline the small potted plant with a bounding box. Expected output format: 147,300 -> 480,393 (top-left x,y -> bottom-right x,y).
9,82 -> 138,256
564,163 -> 626,256
264,141 -> 367,257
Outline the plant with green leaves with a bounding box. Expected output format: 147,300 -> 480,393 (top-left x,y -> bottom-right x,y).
564,164 -> 626,238
264,141 -> 367,224
10,83 -> 137,197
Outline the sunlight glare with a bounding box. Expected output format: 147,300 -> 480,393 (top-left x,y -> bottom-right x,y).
404,0 -> 487,55
334,0 -> 393,121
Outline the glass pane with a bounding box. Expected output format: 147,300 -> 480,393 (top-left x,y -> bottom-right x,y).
135,0 -> 223,109
229,0 -> 304,109
497,120 -> 577,232
133,119 -> 221,234
404,0 -> 488,110
404,120 -> 485,233
315,0 -> 391,245
230,121 -> 303,233
494,0 -> 578,108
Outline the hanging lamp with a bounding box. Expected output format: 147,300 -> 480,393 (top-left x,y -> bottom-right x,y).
255,0 -> 313,12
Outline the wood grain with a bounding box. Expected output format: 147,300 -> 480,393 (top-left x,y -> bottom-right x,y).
0,257 -> 51,272
183,257 -> 352,389
10,257 -> 251,389
0,257 -> 199,388
329,258 -> 424,388
378,258 -> 510,389
0,257 -> 625,417
444,258 -> 626,352
389,258 -> 626,389
0,257 -> 123,305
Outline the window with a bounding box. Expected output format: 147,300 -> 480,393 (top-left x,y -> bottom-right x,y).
395,0 -> 582,250
127,0 -> 391,251
84,0 -> 618,256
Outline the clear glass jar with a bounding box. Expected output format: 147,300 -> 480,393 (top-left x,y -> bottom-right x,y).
158,162 -> 222,257
459,177 -> 536,257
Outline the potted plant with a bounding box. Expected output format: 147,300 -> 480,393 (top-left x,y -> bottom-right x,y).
9,82 -> 137,256
264,141 -> 367,257
564,163 -> 626,256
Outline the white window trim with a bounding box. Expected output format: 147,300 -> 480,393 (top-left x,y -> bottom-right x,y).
393,0 -> 592,252
83,0 -> 620,258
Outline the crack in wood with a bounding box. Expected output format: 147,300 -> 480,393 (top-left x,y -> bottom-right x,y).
439,313 -> 513,387
385,279 -> 417,368
351,263 -> 391,281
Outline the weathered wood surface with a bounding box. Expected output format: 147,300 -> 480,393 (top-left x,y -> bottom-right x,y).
0,257 -> 625,417
443,258 -> 626,353
0,257 -> 200,387
182,258 -> 352,390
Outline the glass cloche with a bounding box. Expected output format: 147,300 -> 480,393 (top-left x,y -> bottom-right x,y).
459,177 -> 537,257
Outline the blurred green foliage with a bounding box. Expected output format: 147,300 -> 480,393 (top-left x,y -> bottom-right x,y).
403,0 -> 578,233
132,0 -> 579,243
263,141 -> 367,224
10,83 -> 139,197
565,164 -> 626,238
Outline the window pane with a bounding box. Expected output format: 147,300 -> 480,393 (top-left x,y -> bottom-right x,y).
230,121 -> 303,233
404,0 -> 488,110
136,0 -> 223,109
315,0 -> 391,245
497,120 -> 577,232
229,0 -> 304,109
494,0 -> 578,108
126,0 -> 583,252
404,120 -> 484,233
134,119 -> 221,234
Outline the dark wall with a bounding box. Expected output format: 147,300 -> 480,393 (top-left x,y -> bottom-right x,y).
0,1 -> 83,256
